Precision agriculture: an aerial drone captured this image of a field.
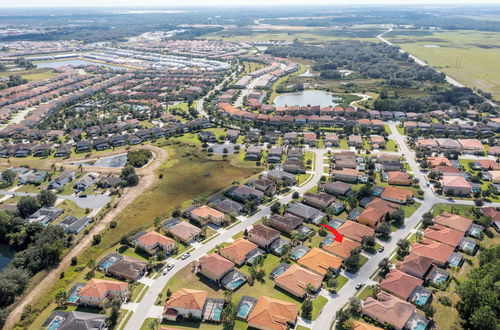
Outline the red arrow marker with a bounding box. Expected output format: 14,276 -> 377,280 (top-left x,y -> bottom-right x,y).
319,224 -> 344,243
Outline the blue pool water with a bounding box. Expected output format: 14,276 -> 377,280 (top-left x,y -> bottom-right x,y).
415,294 -> 429,306
67,291 -> 80,303
213,306 -> 222,321
322,236 -> 334,246
48,317 -> 63,330
237,302 -> 252,318
273,268 -> 286,277
100,257 -> 118,270
434,274 -> 447,283
449,257 -> 461,267
413,321 -> 427,330
229,278 -> 245,290
470,228 -> 481,236
291,250 -> 306,260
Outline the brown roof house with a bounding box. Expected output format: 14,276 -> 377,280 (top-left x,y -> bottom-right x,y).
274,264 -> 323,298
298,248 -> 343,275
322,181 -> 352,197
248,224 -> 280,250
197,253 -> 235,283
247,296 -> 299,330
337,220 -> 375,242
387,171 -> 411,186
253,178 -> 276,196
163,288 -> 208,321
167,221 -> 202,244
424,224 -> 464,247
434,212 -> 473,233
380,269 -> 424,300
397,252 -> 434,280
135,231 -> 176,256
331,168 -> 359,183
189,205 -> 226,225
303,192 -> 335,210
219,238 -> 259,266
322,238 -> 361,259
268,214 -> 303,233
362,291 -> 424,330
380,186 -> 413,204
440,176 -> 472,196
106,255 -> 148,281
411,238 -> 455,266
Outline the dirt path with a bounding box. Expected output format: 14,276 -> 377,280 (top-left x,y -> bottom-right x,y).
4,145 -> 168,329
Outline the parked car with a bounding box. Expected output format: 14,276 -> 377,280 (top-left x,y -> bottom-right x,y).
181,253 -> 190,260
355,283 -> 363,290
378,246 -> 385,253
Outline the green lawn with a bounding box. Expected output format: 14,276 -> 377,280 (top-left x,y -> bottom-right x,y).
358,285 -> 375,300
55,200 -> 88,220
130,283 -> 146,302
431,204 -> 476,217
402,201 -> 422,218
385,139 -> 398,152
335,274 -> 349,291
311,295 -> 328,320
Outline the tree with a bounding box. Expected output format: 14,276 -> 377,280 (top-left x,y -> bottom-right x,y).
375,223 -> 391,239
55,289 -> 68,306
469,305 -> 497,330
270,202 -> 281,214
107,298 -> 121,326
301,299 -> 313,319
361,236 -> 376,250
37,190 -> 57,207
344,254 -> 360,273
120,166 -> 139,186
221,302 -> 236,329
390,209 -> 405,225
292,191 -> 300,199
378,257 -> 391,277
422,211 -> 434,228
223,290 -> 232,303
153,217 -> 161,230
346,192 -> 358,210
348,296 -> 362,315
17,196 -> 40,218
1,169 -> 16,185
92,234 -> 102,245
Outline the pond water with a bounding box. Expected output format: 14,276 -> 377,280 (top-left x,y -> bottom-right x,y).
274,90 -> 341,107
0,245 -> 14,271
36,59 -> 126,70
71,153 -> 128,168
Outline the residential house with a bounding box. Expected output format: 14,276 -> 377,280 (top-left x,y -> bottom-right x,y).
303,192 -> 335,210
266,170 -> 296,185
348,135 -> 363,148
247,296 -> 298,330
248,224 -> 280,250
268,214 -> 303,233
75,140 -> 92,153
387,171 -> 411,186
197,253 -> 235,283
106,256 -> 148,281
212,198 -> 243,216
135,231 -> 176,255
411,238 -> 455,267
282,159 -> 306,174
424,224 -> 464,247
167,221 -> 201,243
337,221 -> 375,242
163,288 -> 208,321
226,129 -> 240,142
48,171 -> 75,189
397,252 -> 434,280
472,159 -> 500,171
253,178 -> 276,196
427,156 -> 451,168
458,139 -> 484,154
287,202 -> 325,224
73,172 -> 100,191
434,212 -> 472,233
219,238 -> 259,266
298,248 -> 342,275
190,205 -> 226,226
322,238 -> 361,259
78,279 -> 129,307
380,186 -> 413,204
331,168 -> 359,183
274,264 -> 323,298
245,146 -> 263,161
324,133 -> 340,147
43,311 -> 106,330
440,176 -> 472,195
380,269 -> 424,300
323,181 -> 352,197
267,146 -> 283,163
58,215 -> 91,234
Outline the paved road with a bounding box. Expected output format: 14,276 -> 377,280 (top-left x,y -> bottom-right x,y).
123,149 -> 326,329
377,28 -> 497,107
0,190 -> 111,209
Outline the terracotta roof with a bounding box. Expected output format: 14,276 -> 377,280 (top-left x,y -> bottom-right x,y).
274,264 -> 323,297
337,220 -> 375,242
164,288 -> 207,311
219,238 -> 258,264
247,296 -> 299,330
79,279 -> 127,299
198,253 -> 234,276
441,176 -> 471,189
411,238 -> 454,264
298,248 -> 342,275
332,168 -> 359,176
387,171 -> 411,185
137,231 -> 175,247
434,212 -> 472,233
362,291 -> 415,330
353,321 -> 383,330
249,224 -> 280,241
397,252 -> 434,279
167,221 -> 201,242
427,156 -> 451,167
322,238 -> 361,259
191,205 -> 224,219
380,269 -> 423,300
475,159 -> 500,170
424,224 -> 464,247
458,139 -> 483,150
381,186 -> 413,202
431,166 -> 459,174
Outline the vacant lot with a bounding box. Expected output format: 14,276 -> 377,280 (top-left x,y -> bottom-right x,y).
387,29 -> 500,101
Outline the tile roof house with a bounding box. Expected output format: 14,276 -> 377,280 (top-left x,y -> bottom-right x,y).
286,202 -> 325,223
248,224 -> 280,250
387,171 -> 411,186
357,198 -> 399,228
298,248 -> 343,275
361,291 -> 418,330
352,321 -> 383,330
219,238 -> 259,266
167,221 -> 202,243
43,311 -> 106,330
337,220 -> 375,242
163,288 -> 207,321
457,139 -> 484,154
322,238 -> 361,259
190,205 -> 225,225
78,279 -> 129,307
472,159 -> 500,171
380,269 -> 424,300
232,186 -> 265,202
274,264 -> 323,298
268,213 -> 303,233
106,255 -> 148,281
380,186 -> 413,204
440,176 -> 472,196
396,252 -> 434,280
322,181 -> 352,197
411,238 -> 455,266
424,224 -> 464,247
247,296 -> 299,330
303,192 -> 336,210
433,212 -> 472,233
331,168 -> 359,183
427,156 -> 452,168
135,231 -> 176,255
197,253 -> 235,283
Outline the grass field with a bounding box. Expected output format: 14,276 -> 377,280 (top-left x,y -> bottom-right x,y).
0,67 -> 56,82
22,143 -> 259,330
387,29 -> 500,101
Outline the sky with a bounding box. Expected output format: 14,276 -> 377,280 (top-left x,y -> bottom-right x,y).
1,0 -> 500,8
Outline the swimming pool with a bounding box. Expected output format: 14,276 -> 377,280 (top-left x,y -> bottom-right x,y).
48,316 -> 63,330
67,290 -> 80,303
462,241 -> 475,252
213,306 -> 222,321
414,294 -> 430,306
228,278 -> 245,290
412,321 -> 427,330
434,273 -> 448,283
448,256 -> 461,267
100,256 -> 118,270
273,268 -> 286,277
470,228 -> 481,237
291,250 -> 307,260
237,302 -> 252,318
321,236 -> 334,246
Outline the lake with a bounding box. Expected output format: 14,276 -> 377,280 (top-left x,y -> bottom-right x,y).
0,245 -> 14,271
274,90 -> 341,107
71,153 -> 128,168
36,59 -> 126,70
